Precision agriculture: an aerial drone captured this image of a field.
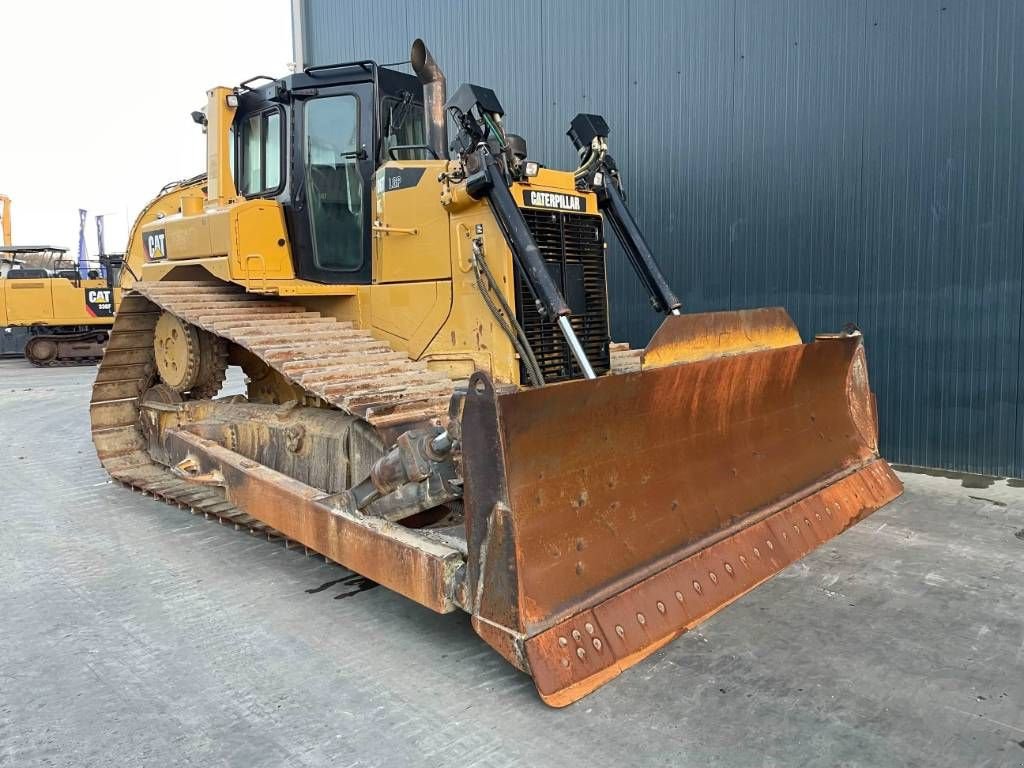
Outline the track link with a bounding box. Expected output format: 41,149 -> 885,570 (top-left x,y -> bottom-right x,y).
28,354 -> 104,368
90,282 -> 456,541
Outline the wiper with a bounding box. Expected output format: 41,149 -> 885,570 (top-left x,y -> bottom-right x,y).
390,91 -> 414,133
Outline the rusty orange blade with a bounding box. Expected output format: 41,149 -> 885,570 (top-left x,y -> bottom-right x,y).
643,307 -> 802,368
459,333 -> 902,707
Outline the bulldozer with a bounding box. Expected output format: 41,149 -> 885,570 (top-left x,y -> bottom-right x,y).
89,40 -> 902,706
0,196 -> 122,365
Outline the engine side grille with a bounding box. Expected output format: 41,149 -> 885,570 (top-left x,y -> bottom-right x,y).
515,208 -> 611,383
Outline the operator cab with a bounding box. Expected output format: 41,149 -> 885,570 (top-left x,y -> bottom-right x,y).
231,61 -> 430,285
2,247 -> 72,279
0,246 -> 116,288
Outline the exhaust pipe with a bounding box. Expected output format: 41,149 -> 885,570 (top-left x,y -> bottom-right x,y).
410,39 -> 448,159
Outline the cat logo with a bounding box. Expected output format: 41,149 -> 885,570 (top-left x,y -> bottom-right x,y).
145,230 -> 167,260
522,189 -> 584,211
84,288 -> 114,318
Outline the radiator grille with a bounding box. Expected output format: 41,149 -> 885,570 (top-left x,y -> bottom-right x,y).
515,208 -> 611,383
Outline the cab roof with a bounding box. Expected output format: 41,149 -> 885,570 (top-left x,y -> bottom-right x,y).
0,245 -> 68,254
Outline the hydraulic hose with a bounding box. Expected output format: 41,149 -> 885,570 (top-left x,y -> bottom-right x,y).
573,139 -> 606,181
470,241 -> 545,386
471,240 -> 543,382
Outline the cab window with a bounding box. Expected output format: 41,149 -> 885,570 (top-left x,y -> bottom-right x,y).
238,108 -> 284,196
304,94 -> 363,271
380,95 -> 426,162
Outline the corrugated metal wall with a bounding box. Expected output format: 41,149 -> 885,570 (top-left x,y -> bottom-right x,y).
297,0 -> 1024,477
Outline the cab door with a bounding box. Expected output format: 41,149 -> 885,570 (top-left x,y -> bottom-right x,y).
287,84 -> 375,284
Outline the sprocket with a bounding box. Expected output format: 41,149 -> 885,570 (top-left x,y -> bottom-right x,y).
154,311 -> 228,398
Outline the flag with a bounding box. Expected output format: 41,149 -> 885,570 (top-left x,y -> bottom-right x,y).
77,208 -> 88,277
95,214 -> 105,256
95,214 -> 107,277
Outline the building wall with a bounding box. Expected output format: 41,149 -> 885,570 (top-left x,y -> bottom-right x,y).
296,0 -> 1024,477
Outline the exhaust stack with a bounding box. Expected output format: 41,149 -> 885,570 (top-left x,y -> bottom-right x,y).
410,39 -> 448,159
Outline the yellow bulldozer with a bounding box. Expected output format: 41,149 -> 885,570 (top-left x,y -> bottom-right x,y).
0,195 -> 120,365
90,40 -> 902,706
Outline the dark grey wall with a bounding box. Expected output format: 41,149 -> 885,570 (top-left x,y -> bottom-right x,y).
297,0 -> 1024,477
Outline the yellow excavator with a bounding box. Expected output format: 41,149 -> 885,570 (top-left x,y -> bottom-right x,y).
0,195 -> 120,365
90,40 -> 902,706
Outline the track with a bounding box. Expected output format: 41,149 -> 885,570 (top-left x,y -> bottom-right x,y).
28,354 -> 103,368
89,281 -> 456,537
135,281 -> 454,427
25,330 -> 108,367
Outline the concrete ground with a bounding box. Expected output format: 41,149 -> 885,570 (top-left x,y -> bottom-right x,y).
1,359 -> 1022,768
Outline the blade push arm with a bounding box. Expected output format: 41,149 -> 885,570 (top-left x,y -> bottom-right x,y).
567,114 -> 682,315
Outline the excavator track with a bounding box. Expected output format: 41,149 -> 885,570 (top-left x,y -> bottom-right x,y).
89,281 -> 456,541
25,330 -> 108,367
